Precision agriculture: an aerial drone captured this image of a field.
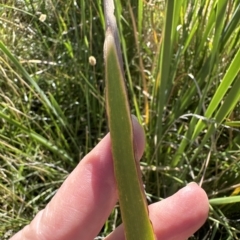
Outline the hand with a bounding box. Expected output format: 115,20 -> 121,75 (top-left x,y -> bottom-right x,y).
10,118 -> 209,240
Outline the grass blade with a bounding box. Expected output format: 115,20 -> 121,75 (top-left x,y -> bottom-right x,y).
154,0 -> 175,139
192,47 -> 240,140
103,0 -> 155,239
210,196 -> 240,205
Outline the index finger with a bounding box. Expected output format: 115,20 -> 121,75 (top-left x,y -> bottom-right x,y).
10,117 -> 145,240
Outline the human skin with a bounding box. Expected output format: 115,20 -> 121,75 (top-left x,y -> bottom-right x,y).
10,118 -> 209,240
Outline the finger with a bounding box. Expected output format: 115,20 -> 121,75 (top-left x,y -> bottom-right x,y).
105,182 -> 209,240
10,117 -> 145,240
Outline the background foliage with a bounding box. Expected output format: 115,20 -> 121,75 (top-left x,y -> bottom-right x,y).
0,0 -> 240,239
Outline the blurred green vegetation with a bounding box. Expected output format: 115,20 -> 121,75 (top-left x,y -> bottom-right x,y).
0,0 -> 240,239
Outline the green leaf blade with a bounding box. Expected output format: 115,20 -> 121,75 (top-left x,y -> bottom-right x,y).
105,33 -> 155,240
103,0 -> 155,239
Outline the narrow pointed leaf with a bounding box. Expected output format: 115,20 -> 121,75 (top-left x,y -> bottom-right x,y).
210,196 -> 240,205
103,0 -> 155,239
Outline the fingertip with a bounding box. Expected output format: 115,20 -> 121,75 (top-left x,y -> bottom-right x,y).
131,115 -> 145,160
150,182 -> 209,240
183,182 -> 209,226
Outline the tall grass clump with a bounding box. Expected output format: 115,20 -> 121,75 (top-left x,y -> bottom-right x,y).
0,0 -> 106,237
0,0 -> 240,239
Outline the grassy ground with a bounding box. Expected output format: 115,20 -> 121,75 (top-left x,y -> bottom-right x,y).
0,0 -> 240,239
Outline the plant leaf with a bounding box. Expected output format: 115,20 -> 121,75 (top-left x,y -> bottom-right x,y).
210,196 -> 240,205
103,0 -> 155,239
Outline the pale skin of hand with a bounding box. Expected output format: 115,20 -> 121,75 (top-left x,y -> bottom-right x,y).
10,118 -> 209,240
